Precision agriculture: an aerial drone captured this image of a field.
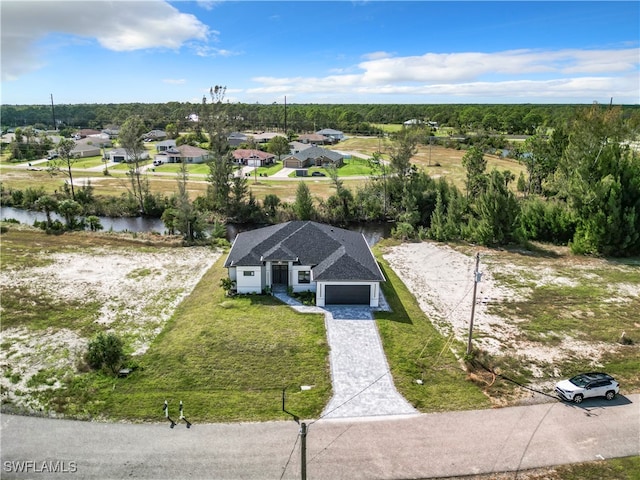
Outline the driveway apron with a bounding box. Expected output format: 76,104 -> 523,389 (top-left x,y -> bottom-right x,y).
273,292 -> 417,419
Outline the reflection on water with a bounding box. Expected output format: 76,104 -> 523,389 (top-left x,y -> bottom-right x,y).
2,206 -> 393,243
1,206 -> 165,233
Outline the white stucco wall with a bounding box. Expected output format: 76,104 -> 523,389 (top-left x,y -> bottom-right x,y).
290,265 -> 316,293
235,266 -> 263,294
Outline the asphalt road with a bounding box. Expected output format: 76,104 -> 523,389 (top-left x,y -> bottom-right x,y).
2,394 -> 639,479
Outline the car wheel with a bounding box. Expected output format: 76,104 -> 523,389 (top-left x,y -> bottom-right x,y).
605,390 -> 616,401
573,394 -> 584,404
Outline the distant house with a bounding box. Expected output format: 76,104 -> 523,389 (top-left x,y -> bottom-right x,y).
109,148 -> 150,163
297,133 -> 332,145
102,127 -> 120,139
224,221 -> 385,306
153,145 -> 210,164
155,140 -> 177,152
232,149 -> 276,167
283,146 -> 344,169
70,142 -> 101,158
73,129 -> 101,140
403,119 -> 423,126
144,130 -> 167,141
250,132 -> 287,144
289,141 -> 313,155
228,132 -> 249,147
316,129 -> 344,141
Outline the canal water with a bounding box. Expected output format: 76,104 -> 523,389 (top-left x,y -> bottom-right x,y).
1,206 -> 392,244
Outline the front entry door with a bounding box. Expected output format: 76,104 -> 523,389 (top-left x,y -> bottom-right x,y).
272,264 -> 288,285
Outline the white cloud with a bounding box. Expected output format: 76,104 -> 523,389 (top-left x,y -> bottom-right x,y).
1,0 -> 209,81
248,48 -> 639,103
163,78 -> 187,85
356,48 -> 640,84
192,45 -> 241,57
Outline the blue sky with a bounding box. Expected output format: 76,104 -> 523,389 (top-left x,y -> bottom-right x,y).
1,1 -> 639,105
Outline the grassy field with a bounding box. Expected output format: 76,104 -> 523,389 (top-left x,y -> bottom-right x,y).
374,247 -> 490,411
338,137 -> 526,190
1,226 -> 497,422
480,245 -> 640,394
49,256 -> 333,422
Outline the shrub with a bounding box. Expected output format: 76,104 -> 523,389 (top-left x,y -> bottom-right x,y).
85,332 -> 125,376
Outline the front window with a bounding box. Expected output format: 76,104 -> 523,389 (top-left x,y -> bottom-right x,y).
298,271 -> 310,284
243,271 -> 255,277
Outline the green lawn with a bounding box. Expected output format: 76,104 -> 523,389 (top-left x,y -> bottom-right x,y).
287,157 -> 375,178
44,255 -> 332,422
2,226 -> 495,422
374,244 -> 490,411
45,247 -> 491,422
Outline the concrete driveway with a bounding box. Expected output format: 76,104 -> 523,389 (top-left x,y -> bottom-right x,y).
272,291 -> 416,419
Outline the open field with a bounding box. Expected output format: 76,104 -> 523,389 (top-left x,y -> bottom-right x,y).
338,137 -> 526,190
381,240 -> 640,404
0,225 -> 332,421
2,223 -> 638,423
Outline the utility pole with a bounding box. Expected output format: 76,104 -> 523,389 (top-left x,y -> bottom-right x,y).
50,94 -> 56,130
282,388 -> 306,479
300,422 -> 307,480
466,252 -> 481,355
284,96 -> 287,135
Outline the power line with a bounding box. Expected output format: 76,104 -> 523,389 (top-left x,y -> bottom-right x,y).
279,432 -> 299,480
309,370 -> 390,425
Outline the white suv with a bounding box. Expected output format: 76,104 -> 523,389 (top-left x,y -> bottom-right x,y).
555,372 -> 619,404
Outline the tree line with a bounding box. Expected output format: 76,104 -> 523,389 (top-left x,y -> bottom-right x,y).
2,100 -> 639,256
3,101 -> 639,137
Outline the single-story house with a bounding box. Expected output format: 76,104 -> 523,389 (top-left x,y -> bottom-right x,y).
144,130 -> 167,141
224,221 -> 385,307
155,140 -> 177,152
250,132 -> 287,143
70,144 -> 100,158
153,145 -> 210,164
316,129 -> 344,141
109,148 -> 150,163
102,126 -> 120,138
228,132 -> 249,146
49,140 -> 101,159
289,141 -> 313,155
283,146 -> 344,169
297,133 -> 332,145
73,129 -> 101,139
232,149 -> 276,167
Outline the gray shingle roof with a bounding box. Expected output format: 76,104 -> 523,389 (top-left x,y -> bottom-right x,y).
224,221 -> 384,282
291,146 -> 343,163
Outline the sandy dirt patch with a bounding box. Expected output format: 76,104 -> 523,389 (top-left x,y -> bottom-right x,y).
0,246 -> 221,413
382,242 -> 630,383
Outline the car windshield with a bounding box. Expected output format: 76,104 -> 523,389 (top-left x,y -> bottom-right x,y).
569,375 -> 590,387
